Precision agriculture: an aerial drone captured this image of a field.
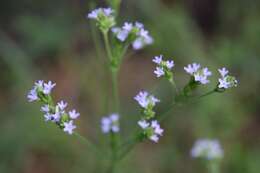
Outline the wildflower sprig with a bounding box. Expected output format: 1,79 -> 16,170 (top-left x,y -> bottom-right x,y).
87,7 -> 116,33
112,22 -> 153,50
138,120 -> 164,143
28,4 -> 239,173
101,113 -> 120,134
191,139 -> 224,173
216,67 -> 238,92
27,80 -> 79,135
134,91 -> 160,119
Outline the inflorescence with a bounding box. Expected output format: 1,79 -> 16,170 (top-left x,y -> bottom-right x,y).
101,113 -> 120,134
191,139 -> 224,160
27,6 -> 239,166
112,22 -> 153,50
27,80 -> 80,135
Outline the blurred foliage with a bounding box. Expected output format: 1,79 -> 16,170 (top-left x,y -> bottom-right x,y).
0,0 -> 260,173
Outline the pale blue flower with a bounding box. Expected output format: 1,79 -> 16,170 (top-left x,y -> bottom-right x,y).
101,113 -> 120,134
27,88 -> 38,102
134,91 -> 160,109
43,81 -> 56,95
154,67 -> 165,77
217,67 -> 238,89
138,119 -> 164,143
191,139 -> 224,160
138,120 -> 150,129
41,105 -> 50,113
152,55 -> 163,64
57,100 -> 68,111
69,109 -> 80,119
184,63 -> 212,84
63,120 -> 76,135
218,67 -> 229,77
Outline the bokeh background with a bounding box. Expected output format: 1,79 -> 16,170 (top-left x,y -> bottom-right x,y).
0,0 -> 260,173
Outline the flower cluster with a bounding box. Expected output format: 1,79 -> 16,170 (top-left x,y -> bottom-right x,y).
101,113 -> 120,134
138,120 -> 163,143
27,80 -> 80,135
134,91 -> 163,142
134,91 -> 160,119
191,139 -> 224,160
184,63 -> 212,84
153,55 -> 175,80
218,67 -> 238,90
87,7 -> 115,32
112,22 -> 153,50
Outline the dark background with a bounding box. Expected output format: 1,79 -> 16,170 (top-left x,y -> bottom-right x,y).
0,0 -> 260,173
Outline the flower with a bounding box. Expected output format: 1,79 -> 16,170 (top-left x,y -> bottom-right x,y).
28,80 -> 80,135
63,120 -> 76,135
152,55 -> 175,78
154,67 -> 165,77
43,81 -> 56,94
191,139 -> 224,160
57,100 -> 68,111
112,22 -> 153,49
134,91 -> 160,109
41,105 -> 50,113
138,120 -> 164,143
218,67 -> 238,89
69,109 -> 80,119
184,63 -> 212,84
27,87 -> 38,102
101,113 -> 120,134
138,120 -> 150,129
87,7 -> 115,32
87,7 -> 114,19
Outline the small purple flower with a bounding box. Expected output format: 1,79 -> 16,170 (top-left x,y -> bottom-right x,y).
123,22 -> 133,31
154,67 -> 165,77
43,81 -> 56,95
69,109 -> 80,119
27,88 -> 38,102
184,63 -> 212,84
191,139 -> 224,160
101,113 -> 120,134
63,120 -> 76,135
134,91 -> 160,109
166,60 -> 174,69
138,120 -> 150,129
217,67 -> 238,89
152,55 -> 163,64
57,100 -> 68,111
218,67 -> 229,77
41,105 -> 50,113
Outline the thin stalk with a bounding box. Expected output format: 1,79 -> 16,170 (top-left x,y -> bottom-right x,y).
74,132 -> 102,158
112,70 -> 120,112
170,78 -> 179,94
207,161 -> 220,173
103,31 -> 113,61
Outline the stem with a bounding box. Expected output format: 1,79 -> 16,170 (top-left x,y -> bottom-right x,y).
74,132 -> 102,158
112,70 -> 119,112
103,31 -> 113,61
170,78 -> 179,94
208,161 -> 220,173
108,133 -> 119,173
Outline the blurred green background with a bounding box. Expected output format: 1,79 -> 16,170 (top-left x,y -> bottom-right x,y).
0,0 -> 259,173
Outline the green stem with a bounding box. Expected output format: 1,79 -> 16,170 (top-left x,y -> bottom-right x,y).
74,132 -> 102,157
208,161 -> 220,173
112,70 -> 119,112
103,31 -> 113,61
170,78 -> 179,94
